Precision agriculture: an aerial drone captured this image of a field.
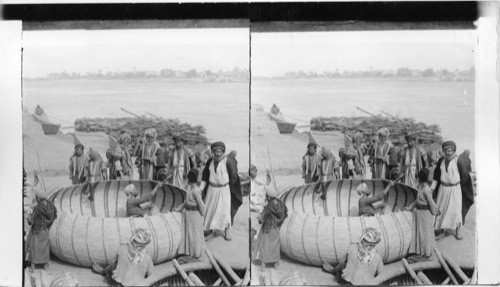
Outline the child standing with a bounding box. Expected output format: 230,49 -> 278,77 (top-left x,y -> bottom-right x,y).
252,188 -> 288,270
174,169 -> 206,259
405,168 -> 440,258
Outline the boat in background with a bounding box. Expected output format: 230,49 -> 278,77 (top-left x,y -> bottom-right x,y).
268,104 -> 297,134
32,105 -> 61,135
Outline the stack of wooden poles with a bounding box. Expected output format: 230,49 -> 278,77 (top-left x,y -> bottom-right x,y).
171,250 -> 250,286
401,248 -> 477,285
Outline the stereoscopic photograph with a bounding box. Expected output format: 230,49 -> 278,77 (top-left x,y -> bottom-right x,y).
250,25 -> 477,285
22,22 -> 251,286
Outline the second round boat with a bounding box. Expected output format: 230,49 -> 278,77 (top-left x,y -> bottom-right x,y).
279,179 -> 417,267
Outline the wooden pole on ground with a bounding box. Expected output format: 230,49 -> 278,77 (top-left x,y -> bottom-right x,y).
172,259 -> 195,286
441,277 -> 451,285
401,258 -> 423,285
212,278 -> 222,286
468,265 -> 478,284
205,249 -> 231,286
417,271 -> 433,285
213,252 -> 242,284
188,272 -> 204,286
434,248 -> 459,285
240,267 -> 251,286
442,251 -> 469,283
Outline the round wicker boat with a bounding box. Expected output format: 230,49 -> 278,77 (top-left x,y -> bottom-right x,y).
47,180 -> 186,267
279,179 -> 417,267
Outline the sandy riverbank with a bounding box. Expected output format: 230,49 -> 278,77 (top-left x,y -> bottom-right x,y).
250,103 -> 477,285
23,111 -> 250,286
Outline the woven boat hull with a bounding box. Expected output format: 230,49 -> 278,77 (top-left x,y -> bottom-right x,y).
47,180 -> 186,267
280,179 -> 417,217
279,179 -> 417,267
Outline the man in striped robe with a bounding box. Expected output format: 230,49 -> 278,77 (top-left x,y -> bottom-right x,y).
69,143 -> 89,185
368,128 -> 393,180
170,135 -> 196,190
138,129 -> 161,180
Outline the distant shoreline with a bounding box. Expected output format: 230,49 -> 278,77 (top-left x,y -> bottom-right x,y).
252,77 -> 474,82
23,78 -> 249,83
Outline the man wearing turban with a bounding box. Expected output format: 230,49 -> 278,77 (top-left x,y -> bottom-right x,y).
200,141 -> 242,241
87,148 -> 108,183
368,128 -> 394,179
169,134 -> 196,190
400,134 -> 428,188
431,141 -> 474,240
69,143 -> 89,185
135,128 -> 161,180
26,186 -> 57,272
92,228 -> 155,286
322,227 -> 385,285
249,165 -> 273,243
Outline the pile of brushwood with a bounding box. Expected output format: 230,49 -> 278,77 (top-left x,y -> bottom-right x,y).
75,117 -> 209,146
311,116 -> 443,146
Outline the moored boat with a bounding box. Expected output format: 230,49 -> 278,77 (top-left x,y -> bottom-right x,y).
41,123 -> 61,135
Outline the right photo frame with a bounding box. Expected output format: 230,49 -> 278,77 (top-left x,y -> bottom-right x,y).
250,23 -> 477,285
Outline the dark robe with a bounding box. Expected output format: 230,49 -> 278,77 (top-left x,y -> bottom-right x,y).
202,157 -> 242,224
433,156 -> 474,223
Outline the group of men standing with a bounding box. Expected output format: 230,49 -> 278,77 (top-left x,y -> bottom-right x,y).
301,128 -> 475,240
302,128 -> 440,188
68,129 -> 212,192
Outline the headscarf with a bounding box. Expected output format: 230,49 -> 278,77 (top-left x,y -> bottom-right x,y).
458,149 -> 472,173
31,193 -> 58,234
34,186 -> 48,199
356,182 -> 368,196
360,227 -> 382,244
442,140 -> 456,152
357,227 -> 382,264
88,148 -> 101,161
262,197 -> 288,233
377,128 -> 389,137
211,141 -> 226,153
124,184 -> 138,197
144,128 -> 157,141
228,150 -> 237,159
119,132 -> 132,145
266,186 -> 278,198
128,228 -> 151,265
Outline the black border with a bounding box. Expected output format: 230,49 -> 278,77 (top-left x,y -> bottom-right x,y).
3,2 -> 478,23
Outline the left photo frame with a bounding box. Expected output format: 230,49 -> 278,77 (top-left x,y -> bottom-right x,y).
21,21 -> 251,287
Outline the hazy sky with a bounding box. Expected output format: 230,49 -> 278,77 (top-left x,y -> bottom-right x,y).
252,30 -> 476,77
22,28 -> 249,78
